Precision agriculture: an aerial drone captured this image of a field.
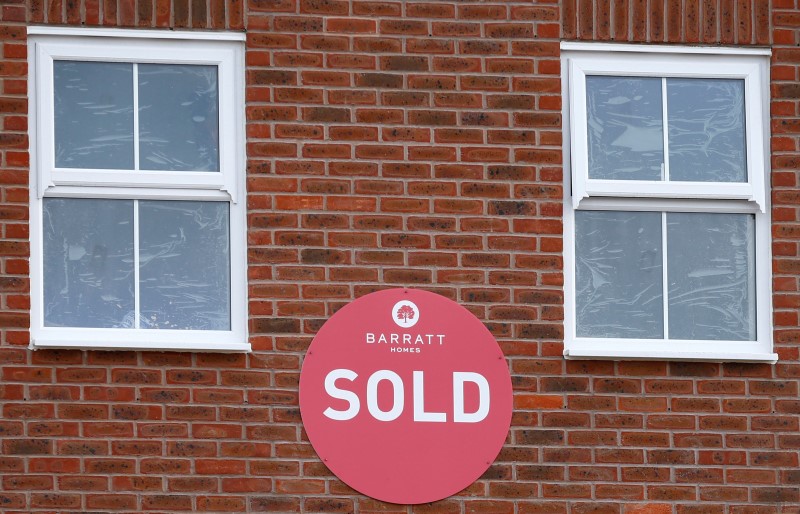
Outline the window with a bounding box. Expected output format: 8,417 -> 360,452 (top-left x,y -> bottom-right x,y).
562,43 -> 775,362
28,28 -> 248,351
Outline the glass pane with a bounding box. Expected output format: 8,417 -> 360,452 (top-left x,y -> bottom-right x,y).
667,213 -> 755,341
43,198 -> 134,328
586,76 -> 664,181
138,64 -> 220,172
54,61 -> 134,169
667,79 -> 747,182
139,201 -> 230,330
575,211 -> 664,338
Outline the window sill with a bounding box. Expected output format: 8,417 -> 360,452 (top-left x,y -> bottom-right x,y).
30,338 -> 251,353
564,347 -> 778,363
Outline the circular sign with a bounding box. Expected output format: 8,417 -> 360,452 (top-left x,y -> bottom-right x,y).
299,288 -> 513,504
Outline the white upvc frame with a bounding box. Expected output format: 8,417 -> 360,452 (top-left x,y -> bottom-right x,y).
562,43 -> 776,363
566,43 -> 769,212
28,27 -> 249,352
31,32 -> 242,200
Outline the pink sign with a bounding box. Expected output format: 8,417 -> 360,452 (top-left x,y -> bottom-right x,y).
299,288 -> 513,504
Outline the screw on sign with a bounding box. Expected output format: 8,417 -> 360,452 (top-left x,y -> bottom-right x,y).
299,288 -> 513,504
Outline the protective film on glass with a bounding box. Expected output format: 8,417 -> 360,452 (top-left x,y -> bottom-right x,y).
667,79 -> 747,183
586,76 -> 665,181
138,64 -> 220,172
54,61 -> 135,170
138,201 -> 231,330
43,198 -> 135,328
667,213 -> 755,341
575,210 -> 664,338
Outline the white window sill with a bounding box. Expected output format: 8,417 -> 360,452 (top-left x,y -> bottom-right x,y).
30,338 -> 251,353
564,348 -> 778,363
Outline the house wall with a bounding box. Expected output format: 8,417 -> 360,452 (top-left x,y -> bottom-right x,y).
1,0 -> 799,512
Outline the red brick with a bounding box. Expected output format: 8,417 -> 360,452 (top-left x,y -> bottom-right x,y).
0,1 -> 793,510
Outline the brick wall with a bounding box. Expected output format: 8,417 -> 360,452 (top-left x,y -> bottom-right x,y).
1,0 -> 799,512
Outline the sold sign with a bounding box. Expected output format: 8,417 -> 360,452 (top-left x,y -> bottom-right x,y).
299,288 -> 513,504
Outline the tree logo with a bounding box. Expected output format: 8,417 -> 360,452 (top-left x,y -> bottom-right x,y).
392,300 -> 420,328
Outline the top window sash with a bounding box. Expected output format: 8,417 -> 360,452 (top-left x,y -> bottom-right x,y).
30,34 -> 243,202
566,50 -> 769,212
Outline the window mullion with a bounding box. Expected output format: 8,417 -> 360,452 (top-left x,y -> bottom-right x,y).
133,63 -> 140,171
661,211 -> 669,340
661,77 -> 670,182
133,199 -> 140,329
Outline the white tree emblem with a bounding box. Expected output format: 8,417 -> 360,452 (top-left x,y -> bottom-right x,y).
392,300 -> 420,328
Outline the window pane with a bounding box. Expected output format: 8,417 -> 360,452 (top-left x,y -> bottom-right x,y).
667,79 -> 747,182
586,76 -> 664,181
139,201 -> 230,330
138,64 -> 220,172
667,213 -> 755,341
43,198 -> 135,328
575,211 -> 664,338
54,61 -> 134,170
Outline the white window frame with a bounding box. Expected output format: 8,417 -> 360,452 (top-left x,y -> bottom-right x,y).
28,27 -> 249,352
562,42 -> 776,363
